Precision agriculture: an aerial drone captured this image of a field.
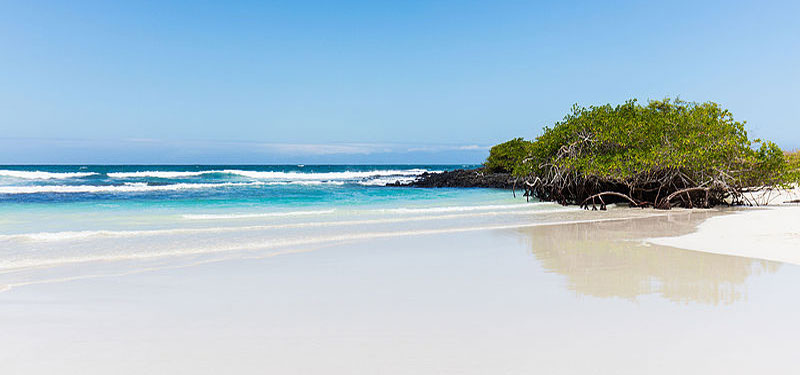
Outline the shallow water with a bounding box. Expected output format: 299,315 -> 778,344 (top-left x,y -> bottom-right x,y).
0,164 -> 590,291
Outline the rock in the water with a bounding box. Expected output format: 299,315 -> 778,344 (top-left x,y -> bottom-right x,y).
389,168 -> 516,189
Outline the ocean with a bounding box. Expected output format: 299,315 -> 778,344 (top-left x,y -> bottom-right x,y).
0,164 -> 585,291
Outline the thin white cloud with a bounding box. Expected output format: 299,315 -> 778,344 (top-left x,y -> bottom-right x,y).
456,145 -> 488,151
0,137 -> 491,163
259,143 -> 383,155
406,144 -> 490,152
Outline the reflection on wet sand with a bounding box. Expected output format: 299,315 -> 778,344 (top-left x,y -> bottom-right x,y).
519,210 -> 781,305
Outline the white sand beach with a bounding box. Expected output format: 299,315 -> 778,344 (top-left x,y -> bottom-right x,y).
651,206 -> 800,265
2,207 -> 799,374
651,188 -> 800,265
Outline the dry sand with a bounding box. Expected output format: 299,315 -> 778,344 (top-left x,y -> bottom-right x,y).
650,188 -> 800,265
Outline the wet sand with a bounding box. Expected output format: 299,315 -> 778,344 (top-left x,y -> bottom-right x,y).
1,211 -> 799,374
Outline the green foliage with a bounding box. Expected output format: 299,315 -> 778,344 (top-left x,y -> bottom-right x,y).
785,150 -> 800,184
519,99 -> 786,184
490,98 -> 792,207
485,137 -> 533,173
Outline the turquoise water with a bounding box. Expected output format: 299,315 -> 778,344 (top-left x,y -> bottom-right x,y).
0,164 -> 474,204
0,165 -> 524,232
0,165 -> 589,291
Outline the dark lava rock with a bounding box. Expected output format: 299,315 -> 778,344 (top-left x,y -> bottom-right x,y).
388,168 -> 516,189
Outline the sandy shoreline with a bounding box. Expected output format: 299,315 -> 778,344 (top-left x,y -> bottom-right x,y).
649,187 -> 800,265
3,213 -> 799,374
1,199 -> 799,374
650,205 -> 800,265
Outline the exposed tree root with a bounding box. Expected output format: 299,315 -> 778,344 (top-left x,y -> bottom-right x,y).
520,165 -> 755,210
580,191 -> 650,210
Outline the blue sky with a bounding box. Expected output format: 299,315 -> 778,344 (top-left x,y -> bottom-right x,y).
1,0 -> 798,163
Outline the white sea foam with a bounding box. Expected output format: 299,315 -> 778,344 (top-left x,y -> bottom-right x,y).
0,230 -> 125,242
0,182 -> 263,194
106,169 -> 432,180
107,171 -> 208,178
182,203 -> 560,220
217,169 -> 431,180
264,181 -> 346,186
0,170 -> 98,179
182,209 -> 337,220
0,176 -> 396,195
0,207 -> 576,242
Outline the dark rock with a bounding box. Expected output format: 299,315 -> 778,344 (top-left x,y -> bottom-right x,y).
391,168 -> 516,189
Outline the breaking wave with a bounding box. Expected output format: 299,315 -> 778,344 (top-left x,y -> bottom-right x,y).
106,169 -> 432,180
0,170 -> 98,179
0,182 -> 264,194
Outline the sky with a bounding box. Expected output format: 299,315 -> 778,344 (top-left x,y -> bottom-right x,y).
1,0 -> 798,164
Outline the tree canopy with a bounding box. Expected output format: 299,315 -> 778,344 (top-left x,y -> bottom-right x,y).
484,138 -> 530,174
486,99 -> 794,209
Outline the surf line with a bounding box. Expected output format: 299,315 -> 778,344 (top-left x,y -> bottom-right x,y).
1,208 -> 577,242
0,213 -> 674,271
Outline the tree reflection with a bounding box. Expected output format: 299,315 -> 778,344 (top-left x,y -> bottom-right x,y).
521,211 -> 781,305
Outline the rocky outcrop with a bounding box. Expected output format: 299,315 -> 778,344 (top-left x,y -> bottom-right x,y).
388,168 -> 516,189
